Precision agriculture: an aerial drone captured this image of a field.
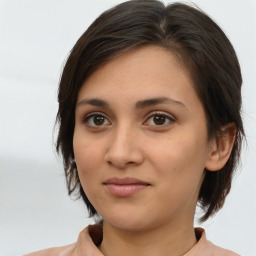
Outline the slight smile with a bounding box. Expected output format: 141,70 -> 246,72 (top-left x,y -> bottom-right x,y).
103,177 -> 151,197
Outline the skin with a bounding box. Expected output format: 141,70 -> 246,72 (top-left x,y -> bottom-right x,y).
73,45 -> 234,256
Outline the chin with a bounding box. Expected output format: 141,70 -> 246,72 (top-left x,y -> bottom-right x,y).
106,218 -> 149,232
100,210 -> 157,232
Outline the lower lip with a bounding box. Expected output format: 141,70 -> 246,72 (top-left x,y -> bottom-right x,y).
104,184 -> 149,197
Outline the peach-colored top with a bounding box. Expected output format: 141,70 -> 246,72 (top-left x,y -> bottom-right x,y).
25,225 -> 240,256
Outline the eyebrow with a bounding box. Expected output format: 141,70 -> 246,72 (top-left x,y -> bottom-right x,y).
77,97 -> 186,109
77,98 -> 110,108
135,97 -> 186,109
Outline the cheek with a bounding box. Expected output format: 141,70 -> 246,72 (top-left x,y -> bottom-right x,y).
148,131 -> 208,193
148,145 -> 205,218
73,131 -> 105,185
74,144 -> 103,206
150,132 -> 207,168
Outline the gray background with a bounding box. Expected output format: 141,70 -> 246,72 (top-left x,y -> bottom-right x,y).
0,0 -> 255,255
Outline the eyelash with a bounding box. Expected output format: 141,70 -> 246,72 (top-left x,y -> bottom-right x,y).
144,111 -> 175,127
82,112 -> 111,128
82,111 -> 175,128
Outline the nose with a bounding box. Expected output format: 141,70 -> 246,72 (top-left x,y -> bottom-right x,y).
104,125 -> 144,169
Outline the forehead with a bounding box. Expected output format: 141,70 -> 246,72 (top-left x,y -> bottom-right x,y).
77,45 -> 199,109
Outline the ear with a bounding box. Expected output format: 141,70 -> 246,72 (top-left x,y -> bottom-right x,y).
205,123 -> 237,172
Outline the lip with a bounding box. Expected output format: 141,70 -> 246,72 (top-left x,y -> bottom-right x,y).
103,177 -> 151,197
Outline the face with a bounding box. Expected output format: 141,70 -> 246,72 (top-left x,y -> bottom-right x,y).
73,46 -> 213,231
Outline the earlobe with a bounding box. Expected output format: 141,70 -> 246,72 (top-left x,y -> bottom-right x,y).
205,123 -> 237,172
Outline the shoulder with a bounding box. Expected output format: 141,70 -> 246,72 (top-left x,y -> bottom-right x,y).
191,228 -> 240,256
206,240 -> 240,256
24,243 -> 77,256
23,225 -> 99,256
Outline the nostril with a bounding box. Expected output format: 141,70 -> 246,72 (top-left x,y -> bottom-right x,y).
104,140 -> 144,168
106,159 -> 141,170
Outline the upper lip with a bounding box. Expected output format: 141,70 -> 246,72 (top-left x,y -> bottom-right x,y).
103,177 -> 150,185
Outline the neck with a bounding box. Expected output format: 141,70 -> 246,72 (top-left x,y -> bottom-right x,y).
99,220 -> 197,256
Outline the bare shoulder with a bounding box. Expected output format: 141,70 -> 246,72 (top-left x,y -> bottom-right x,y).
24,243 -> 77,256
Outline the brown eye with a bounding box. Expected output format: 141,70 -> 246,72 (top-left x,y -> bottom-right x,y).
145,113 -> 175,127
153,115 -> 166,125
93,115 -> 105,125
83,113 -> 110,127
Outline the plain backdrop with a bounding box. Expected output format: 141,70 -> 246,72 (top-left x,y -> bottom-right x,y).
0,0 -> 255,255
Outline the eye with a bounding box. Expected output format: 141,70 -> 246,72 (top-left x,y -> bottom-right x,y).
145,112 -> 175,126
83,113 -> 111,127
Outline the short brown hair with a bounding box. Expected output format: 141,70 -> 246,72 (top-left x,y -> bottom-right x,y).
56,0 -> 244,222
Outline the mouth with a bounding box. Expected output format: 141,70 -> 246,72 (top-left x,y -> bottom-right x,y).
103,177 -> 151,197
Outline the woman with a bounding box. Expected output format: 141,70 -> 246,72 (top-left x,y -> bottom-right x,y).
25,0 -> 244,255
